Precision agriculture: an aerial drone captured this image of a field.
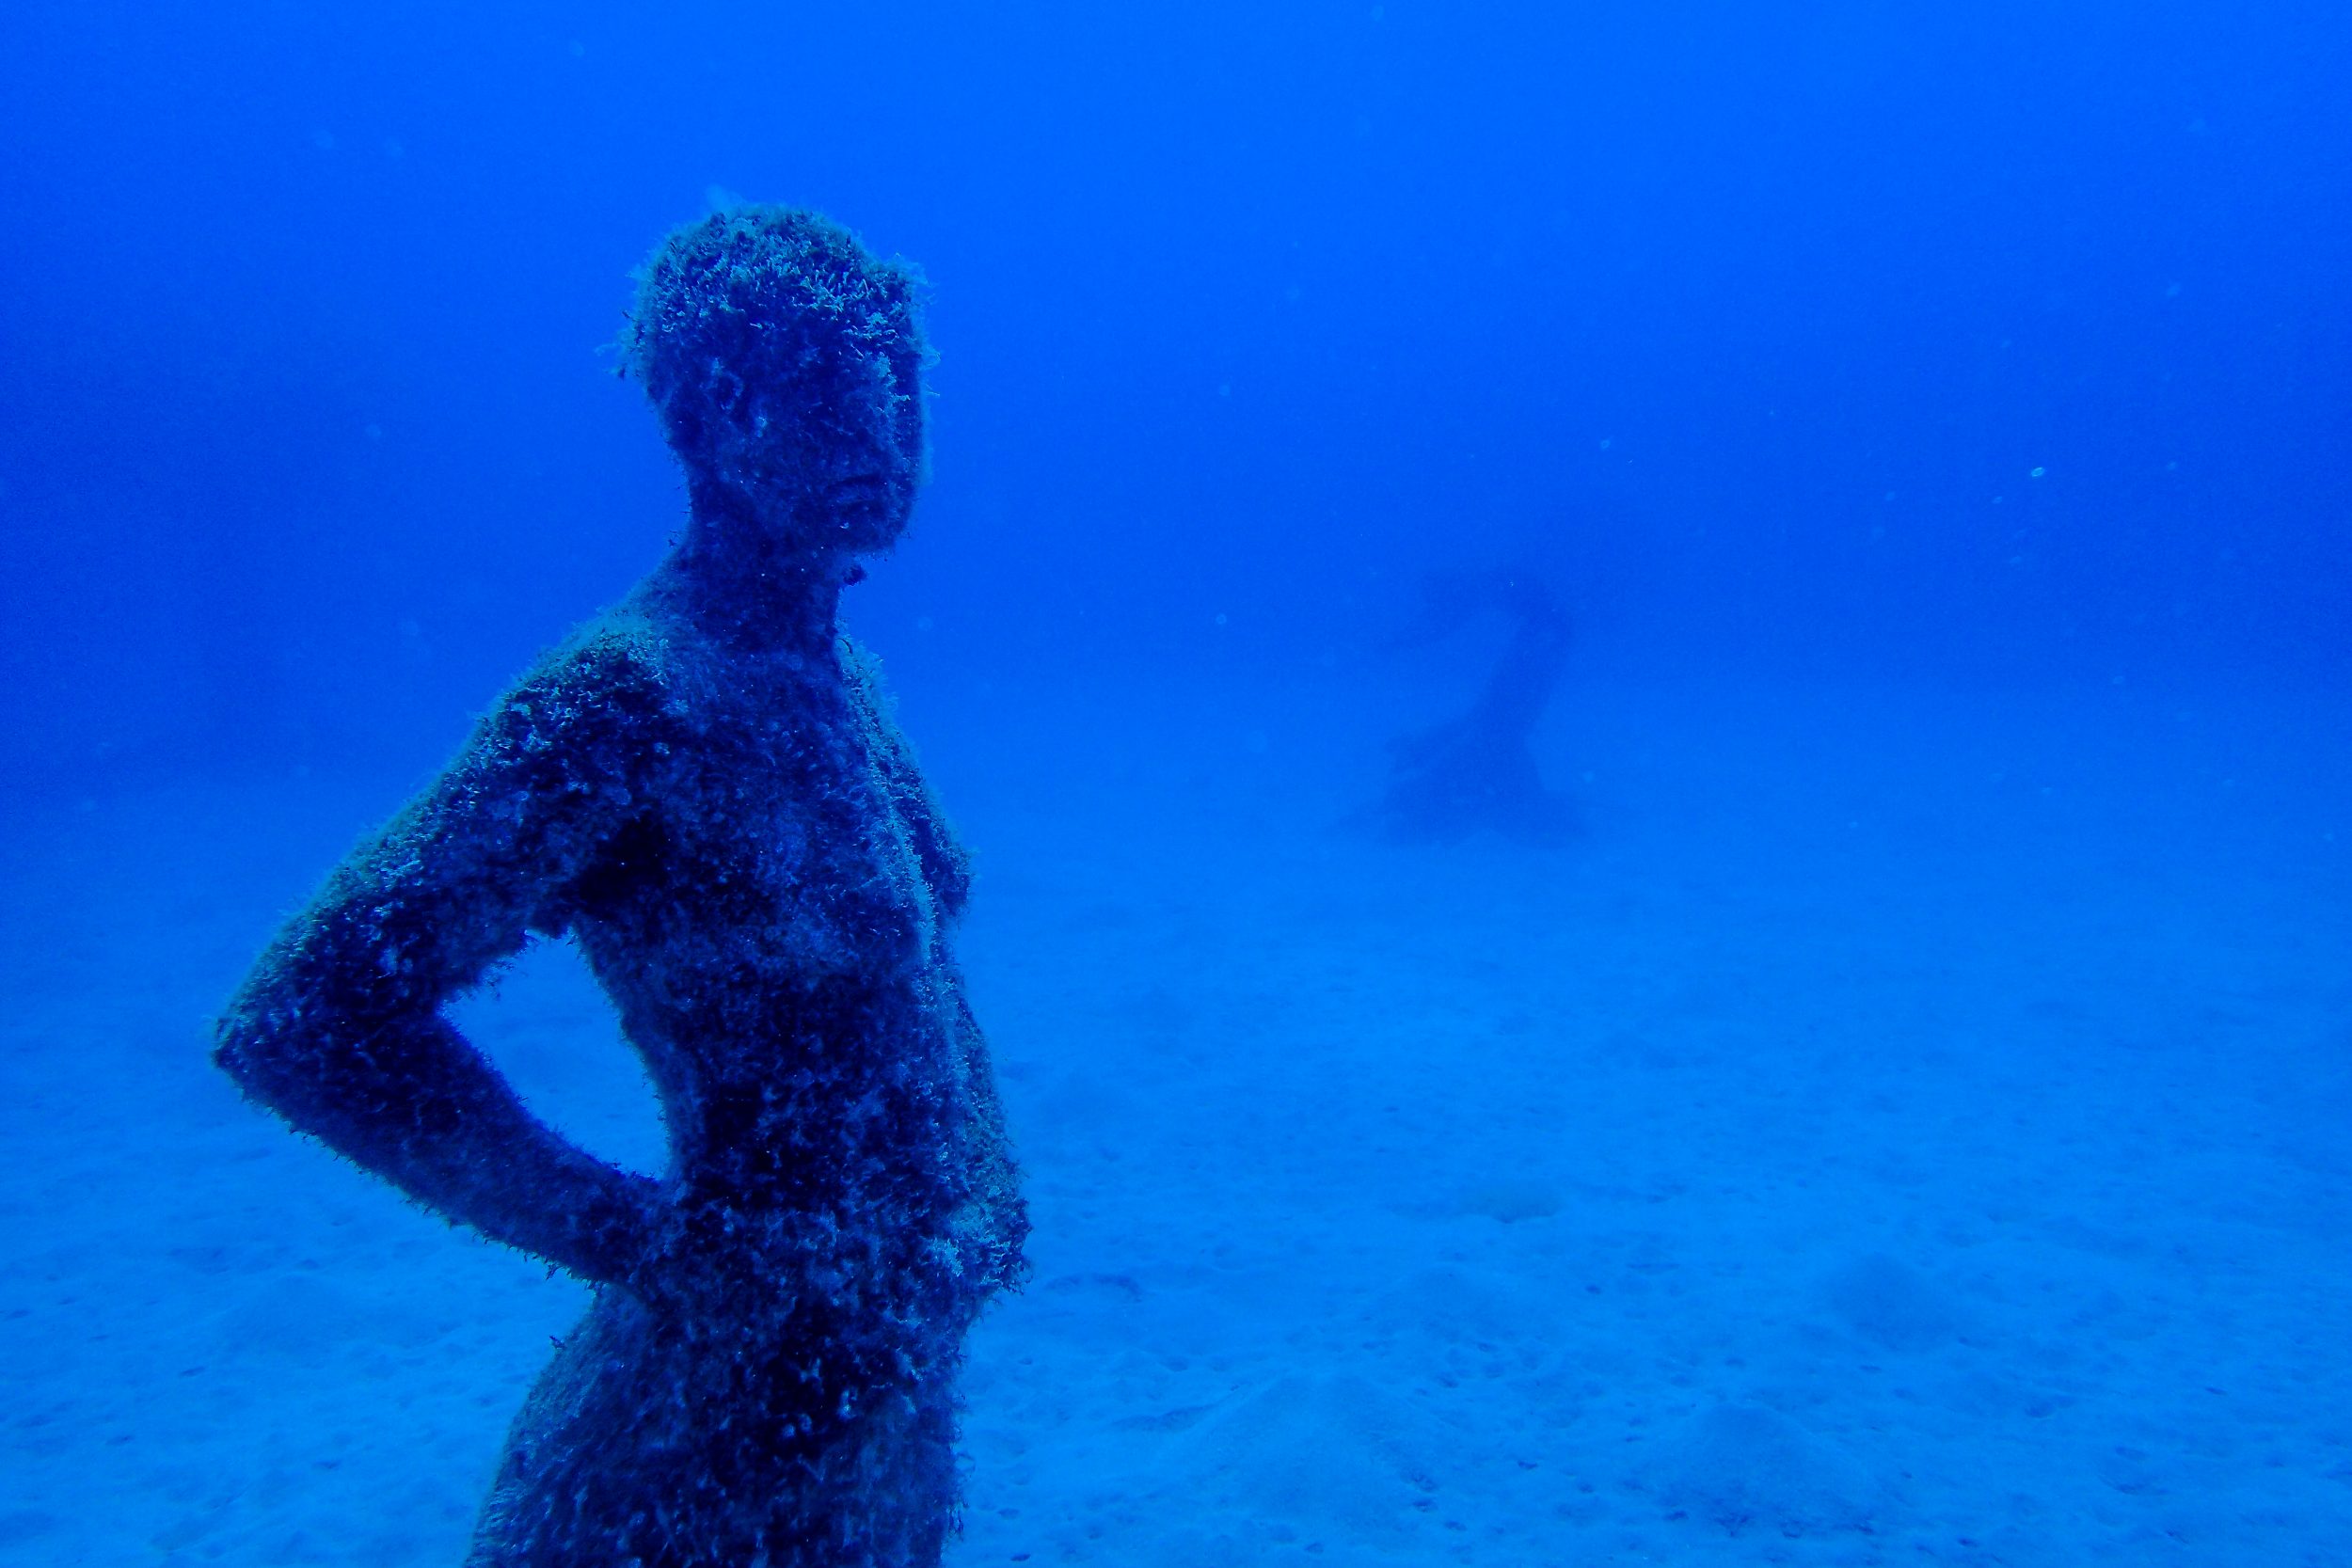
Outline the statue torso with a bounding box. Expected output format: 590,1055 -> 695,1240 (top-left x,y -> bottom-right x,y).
548,619 -> 984,1291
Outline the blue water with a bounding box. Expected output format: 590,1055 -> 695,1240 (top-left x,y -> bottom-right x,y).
2,2 -> 2346,1563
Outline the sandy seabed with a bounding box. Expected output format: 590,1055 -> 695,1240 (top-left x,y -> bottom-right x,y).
2,673 -> 2345,1566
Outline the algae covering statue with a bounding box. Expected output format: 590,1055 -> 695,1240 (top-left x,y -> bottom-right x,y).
215,208 -> 1027,1567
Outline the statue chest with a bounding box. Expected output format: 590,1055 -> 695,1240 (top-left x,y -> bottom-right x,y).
641,714 -> 943,981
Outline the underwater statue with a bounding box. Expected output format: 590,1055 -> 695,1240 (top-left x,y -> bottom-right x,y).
215,208 -> 1027,1566
1364,567 -> 1574,846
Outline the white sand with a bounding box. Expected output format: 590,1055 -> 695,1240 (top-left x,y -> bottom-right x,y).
2,674 -> 2344,1565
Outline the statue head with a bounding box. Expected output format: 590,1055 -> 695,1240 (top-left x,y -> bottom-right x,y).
623,207 -> 930,558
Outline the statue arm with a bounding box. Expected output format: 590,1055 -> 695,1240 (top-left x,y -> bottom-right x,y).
214,631 -> 674,1286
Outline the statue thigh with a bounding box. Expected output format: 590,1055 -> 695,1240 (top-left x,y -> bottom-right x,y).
466,1293 -> 960,1568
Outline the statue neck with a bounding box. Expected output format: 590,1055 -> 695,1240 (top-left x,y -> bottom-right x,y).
652,481 -> 849,656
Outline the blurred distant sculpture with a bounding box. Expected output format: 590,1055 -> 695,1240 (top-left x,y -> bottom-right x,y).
215,208 -> 1026,1566
1365,568 -> 1574,846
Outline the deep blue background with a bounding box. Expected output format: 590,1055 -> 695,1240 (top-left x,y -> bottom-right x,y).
2,0 -> 2346,790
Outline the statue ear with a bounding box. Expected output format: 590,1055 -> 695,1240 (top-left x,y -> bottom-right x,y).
662,401 -> 707,458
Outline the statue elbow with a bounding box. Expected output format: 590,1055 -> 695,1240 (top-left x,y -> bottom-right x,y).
212,1008 -> 303,1112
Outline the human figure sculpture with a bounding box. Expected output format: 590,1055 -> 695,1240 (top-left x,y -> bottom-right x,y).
215,208 -> 1027,1567
1365,567 -> 1574,846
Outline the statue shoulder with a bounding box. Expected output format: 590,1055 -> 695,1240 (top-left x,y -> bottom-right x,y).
496,610 -> 683,741
415,610 -> 689,827
538,609 -> 675,701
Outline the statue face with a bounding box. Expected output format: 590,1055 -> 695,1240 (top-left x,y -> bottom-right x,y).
691,341 -> 924,558
628,208 -> 932,561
